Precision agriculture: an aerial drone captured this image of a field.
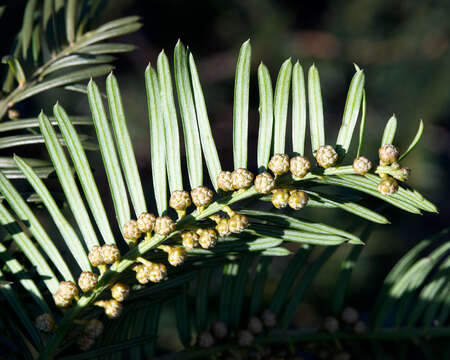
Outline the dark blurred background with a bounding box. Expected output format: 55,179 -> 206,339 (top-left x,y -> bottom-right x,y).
1,0 -> 449,350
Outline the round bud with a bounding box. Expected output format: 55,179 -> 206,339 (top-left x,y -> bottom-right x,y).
77,335 -> 95,351
354,321 -> 367,334
169,190 -> 192,210
228,214 -> 248,233
262,309 -> 276,328
238,330 -> 254,347
35,313 -> 55,332
88,245 -> 104,267
111,283 -> 130,302
290,156 -> 311,178
378,177 -> 399,196
248,317 -> 263,334
191,186 -> 214,208
216,218 -> 231,237
231,168 -> 254,190
181,231 -> 199,250
217,171 -> 233,191
136,272 -> 149,284
104,299 -> 123,319
268,153 -> 290,176
288,190 -> 309,210
122,220 -> 141,241
168,247 -> 186,267
84,319 -> 104,339
198,229 -> 218,249
134,264 -> 151,285
102,244 -> 120,264
149,263 -> 167,283
353,156 -> 372,175
57,281 -> 78,301
378,144 -> 399,164
78,271 -> 99,293
271,189 -> 289,209
316,145 -> 338,168
254,172 -> 275,194
198,331 -> 214,348
137,212 -> 156,233
342,307 -> 359,324
212,321 -> 228,339
53,290 -> 72,308
155,216 -> 175,236
323,316 -> 339,333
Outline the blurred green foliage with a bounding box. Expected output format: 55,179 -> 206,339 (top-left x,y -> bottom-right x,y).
1,0 -> 448,348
